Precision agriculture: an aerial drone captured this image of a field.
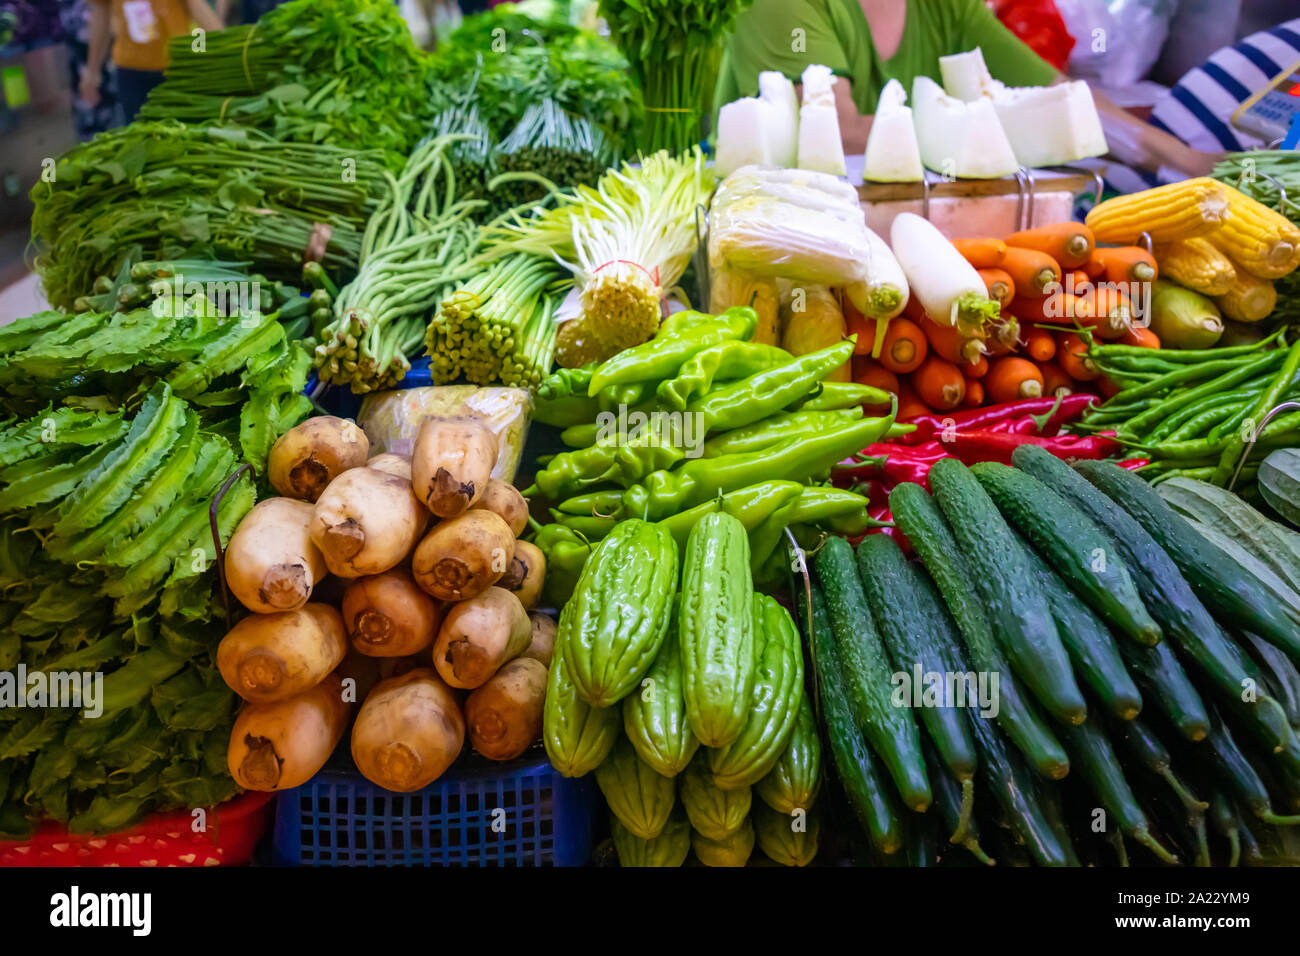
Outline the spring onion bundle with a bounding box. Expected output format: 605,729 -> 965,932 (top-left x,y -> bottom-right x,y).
315,137 -> 483,394
484,148 -> 713,366
597,0 -> 755,154
31,123 -> 384,310
426,253 -> 565,387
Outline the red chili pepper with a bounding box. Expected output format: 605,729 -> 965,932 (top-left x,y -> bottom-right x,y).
941,429 -> 1120,465
898,393 -> 1098,445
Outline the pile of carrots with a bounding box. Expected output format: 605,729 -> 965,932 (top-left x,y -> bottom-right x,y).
846,220 -> 1161,418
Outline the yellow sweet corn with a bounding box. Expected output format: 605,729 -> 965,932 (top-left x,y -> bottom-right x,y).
1204,186 -> 1300,280
1214,268 -> 1277,323
1086,177 -> 1230,245
1155,237 -> 1236,295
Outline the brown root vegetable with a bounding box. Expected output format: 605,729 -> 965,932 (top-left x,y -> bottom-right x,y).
217,603 -> 348,702
227,673 -> 349,791
465,657 -> 548,760
522,612 -> 557,668
342,567 -> 444,658
499,540 -> 545,609
411,416 -> 498,518
432,586 -> 531,689
471,479 -> 529,536
225,498 -> 327,614
351,668 -> 465,792
411,510 -> 514,602
366,452 -> 412,481
310,467 -> 425,578
268,416 -> 369,502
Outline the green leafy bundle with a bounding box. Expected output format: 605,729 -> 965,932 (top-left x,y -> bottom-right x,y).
30,122 -> 385,311
596,0 -> 754,154
0,291 -> 313,838
137,0 -> 433,166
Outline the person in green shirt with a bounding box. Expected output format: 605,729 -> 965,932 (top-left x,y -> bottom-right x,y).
716,0 -> 1218,177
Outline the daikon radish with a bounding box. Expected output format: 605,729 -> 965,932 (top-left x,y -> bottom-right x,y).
845,224 -> 910,360
758,71 -> 799,167
499,539 -> 545,609
228,673 -> 349,791
470,478 -> 529,537
217,603 -> 348,703
351,669 -> 465,792
342,567 -> 444,658
912,75 -> 1017,179
268,416 -> 370,502
310,466 -> 425,578
801,64 -> 836,106
465,657 -> 549,761
522,612 -> 558,668
411,416 -> 499,518
716,97 -> 775,178
225,497 -> 326,614
432,586 -> 532,689
863,79 -> 923,183
890,212 -> 1001,335
412,509 -> 515,602
797,103 -> 847,177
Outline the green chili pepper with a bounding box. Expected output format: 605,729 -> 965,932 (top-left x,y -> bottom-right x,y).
1212,337 -> 1300,484
702,408 -> 866,458
687,340 -> 855,434
620,411 -> 896,522
597,380 -> 653,413
535,394 -> 601,428
538,364 -> 597,402
1145,388 -> 1256,443
550,510 -> 619,540
791,381 -> 889,412
1118,351 -> 1285,440
557,488 -> 626,517
528,425 -> 689,499
747,486 -> 875,574
588,307 -> 757,395
531,523 -> 596,606
655,479 -> 805,551
656,340 -> 793,410
658,307 -> 758,339
1164,403 -> 1247,444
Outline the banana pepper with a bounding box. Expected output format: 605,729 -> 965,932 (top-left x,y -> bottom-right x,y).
587,306 -> 759,396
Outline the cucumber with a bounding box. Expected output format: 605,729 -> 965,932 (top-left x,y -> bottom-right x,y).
1014,531 -> 1142,720
1120,636 -> 1209,741
922,742 -> 993,865
1060,719 -> 1179,863
1202,706 -> 1300,825
814,536 -> 930,811
970,461 -> 1161,646
1157,476 -> 1300,596
1245,633 -> 1300,730
927,458 -> 1086,726
888,481 -> 1069,779
967,704 -> 1076,866
1013,446 -> 1294,750
1110,715 -> 1207,817
855,534 -> 978,791
1208,792 -> 1242,867
1074,458 -> 1300,666
800,580 -> 903,853
1259,447 -> 1300,527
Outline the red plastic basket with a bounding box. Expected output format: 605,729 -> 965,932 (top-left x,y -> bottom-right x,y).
0,791 -> 274,867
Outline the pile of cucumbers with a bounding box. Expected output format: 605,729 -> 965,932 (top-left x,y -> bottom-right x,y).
808,446 -> 1300,866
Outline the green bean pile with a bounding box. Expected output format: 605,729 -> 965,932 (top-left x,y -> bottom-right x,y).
1079,331 -> 1300,487
315,136 -> 484,394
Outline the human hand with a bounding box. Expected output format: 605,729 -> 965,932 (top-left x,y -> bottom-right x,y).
78,68 -> 101,107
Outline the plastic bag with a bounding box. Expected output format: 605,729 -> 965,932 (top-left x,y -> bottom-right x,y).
1054,0 -> 1177,87
780,285 -> 850,381
709,268 -> 781,345
709,165 -> 870,286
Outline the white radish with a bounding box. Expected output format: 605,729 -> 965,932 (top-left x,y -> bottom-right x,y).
889,212 -> 1000,334
758,71 -> 799,167
863,79 -> 923,183
846,224 -> 910,322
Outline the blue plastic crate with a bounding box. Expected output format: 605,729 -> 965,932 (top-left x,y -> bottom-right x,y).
271,754 -> 596,867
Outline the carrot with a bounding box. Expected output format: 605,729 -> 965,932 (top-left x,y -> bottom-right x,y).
978,267 -> 1015,308
1022,325 -> 1056,362
1120,325 -> 1160,349
1088,246 -> 1157,285
1005,222 -> 1095,269
951,237 -> 1008,269
985,334 -> 1015,357
844,298 -> 876,355
919,313 -> 986,366
1006,293 -> 1097,328
878,317 -> 927,374
985,356 -> 1044,404
852,356 -> 899,413
1065,270 -> 1092,294
1055,331 -> 1099,381
1081,285 -> 1132,338
1000,246 -> 1062,297
912,355 -> 967,411
1097,375 -> 1124,399
962,378 -> 985,408
965,352 -> 990,379
896,381 -> 931,420
1036,360 -> 1073,396
1082,252 -> 1106,279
